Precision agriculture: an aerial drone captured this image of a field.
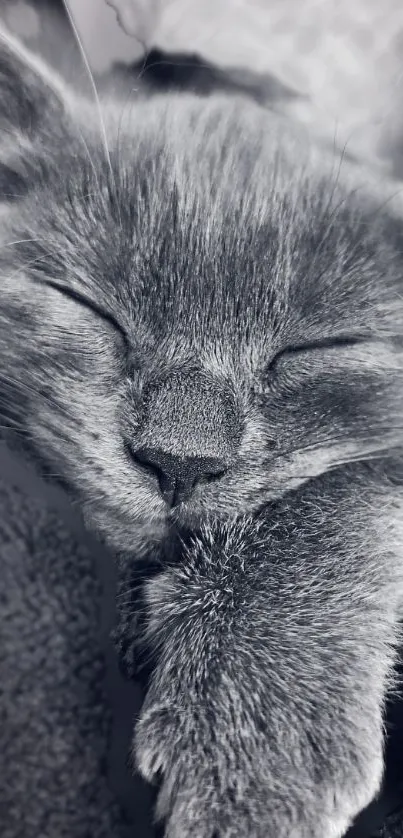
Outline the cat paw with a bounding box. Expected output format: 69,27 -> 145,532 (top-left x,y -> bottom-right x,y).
134,700 -> 382,838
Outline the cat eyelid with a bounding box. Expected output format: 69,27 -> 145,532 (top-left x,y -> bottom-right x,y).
37,278 -> 129,344
265,335 -> 365,373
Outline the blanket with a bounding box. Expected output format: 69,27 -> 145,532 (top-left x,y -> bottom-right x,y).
0,442 -> 154,838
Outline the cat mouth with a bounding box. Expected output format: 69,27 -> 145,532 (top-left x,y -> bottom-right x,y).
166,502 -> 200,526
160,495 -> 220,535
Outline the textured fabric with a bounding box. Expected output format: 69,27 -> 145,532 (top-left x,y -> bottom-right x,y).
0,445 -> 154,838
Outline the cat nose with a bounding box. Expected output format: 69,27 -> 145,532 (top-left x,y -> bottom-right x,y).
132,447 -> 227,507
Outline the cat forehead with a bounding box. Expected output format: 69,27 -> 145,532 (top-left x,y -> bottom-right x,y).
106,100 -> 390,315
12,95 -> 396,353
96,166 -> 383,346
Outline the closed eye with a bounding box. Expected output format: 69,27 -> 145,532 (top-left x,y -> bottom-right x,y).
36,278 -> 129,344
265,335 -> 366,373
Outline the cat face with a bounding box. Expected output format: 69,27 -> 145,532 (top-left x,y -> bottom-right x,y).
1,33 -> 403,555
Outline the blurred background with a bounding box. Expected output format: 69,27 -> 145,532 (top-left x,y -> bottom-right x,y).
2,0 -> 403,174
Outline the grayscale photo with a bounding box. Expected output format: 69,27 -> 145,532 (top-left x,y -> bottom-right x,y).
0,2 -> 403,838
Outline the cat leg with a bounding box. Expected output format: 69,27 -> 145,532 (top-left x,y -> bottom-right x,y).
134,471 -> 403,838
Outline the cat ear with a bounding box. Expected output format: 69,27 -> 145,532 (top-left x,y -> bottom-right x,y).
0,26 -> 71,197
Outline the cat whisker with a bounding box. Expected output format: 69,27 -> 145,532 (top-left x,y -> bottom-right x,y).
309,185 -> 363,282
0,419 -> 33,438
318,132 -> 351,232
0,379 -> 67,420
135,56 -> 230,86
2,252 -> 56,284
0,29 -> 102,201
0,237 -> 45,251
116,45 -> 151,166
62,1 -> 116,193
72,127 -> 103,198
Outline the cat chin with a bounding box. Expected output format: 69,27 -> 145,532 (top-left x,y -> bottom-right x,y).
79,502 -> 167,557
91,503 -> 237,556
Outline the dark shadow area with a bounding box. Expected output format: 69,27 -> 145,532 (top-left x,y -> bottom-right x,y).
345,659 -> 403,837
106,46 -> 300,109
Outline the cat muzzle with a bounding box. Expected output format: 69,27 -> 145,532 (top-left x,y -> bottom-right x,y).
131,447 -> 227,507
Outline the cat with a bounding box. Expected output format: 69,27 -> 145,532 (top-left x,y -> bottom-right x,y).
1,26 -> 403,838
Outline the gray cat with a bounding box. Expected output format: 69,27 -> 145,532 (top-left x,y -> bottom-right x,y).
1,28 -> 403,838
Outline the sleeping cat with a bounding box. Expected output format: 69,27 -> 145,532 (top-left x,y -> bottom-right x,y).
1,27 -> 403,838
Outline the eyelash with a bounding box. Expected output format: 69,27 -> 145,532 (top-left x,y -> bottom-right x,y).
40,279 -> 130,346
264,335 -> 364,375
37,281 -> 364,381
